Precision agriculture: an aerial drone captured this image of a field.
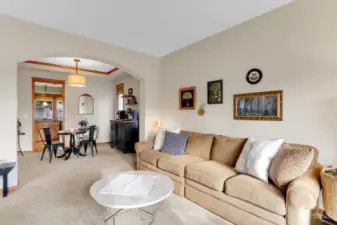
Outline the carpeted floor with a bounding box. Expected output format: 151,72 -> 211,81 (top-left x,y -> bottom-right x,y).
0,145 -> 232,225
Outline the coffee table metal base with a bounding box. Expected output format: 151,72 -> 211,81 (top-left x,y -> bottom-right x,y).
99,201 -> 164,225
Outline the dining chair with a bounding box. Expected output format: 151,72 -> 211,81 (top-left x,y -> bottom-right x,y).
39,128 -> 65,163
78,125 -> 99,157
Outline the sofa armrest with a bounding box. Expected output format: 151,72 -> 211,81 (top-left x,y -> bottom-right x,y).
135,140 -> 153,154
135,140 -> 153,170
286,164 -> 322,209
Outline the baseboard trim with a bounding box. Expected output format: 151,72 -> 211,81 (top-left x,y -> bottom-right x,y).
98,142 -> 111,145
18,150 -> 33,154
0,186 -> 18,196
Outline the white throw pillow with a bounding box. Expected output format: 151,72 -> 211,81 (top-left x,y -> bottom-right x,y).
153,127 -> 181,150
235,137 -> 285,182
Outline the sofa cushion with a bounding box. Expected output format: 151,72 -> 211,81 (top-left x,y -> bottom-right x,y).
287,143 -> 319,168
185,133 -> 214,160
158,155 -> 205,177
225,174 -> 286,216
139,150 -> 169,166
235,137 -> 285,182
186,161 -> 237,191
153,127 -> 180,150
162,131 -> 188,155
211,135 -> 247,166
269,144 -> 314,190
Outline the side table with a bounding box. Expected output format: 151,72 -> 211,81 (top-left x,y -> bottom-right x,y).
0,162 -> 16,197
17,132 -> 25,156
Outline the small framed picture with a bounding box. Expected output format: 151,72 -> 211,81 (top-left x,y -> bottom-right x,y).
128,88 -> 133,95
179,87 -> 196,110
207,80 -> 223,104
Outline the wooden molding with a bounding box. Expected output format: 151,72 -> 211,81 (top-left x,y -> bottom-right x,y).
0,186 -> 18,196
31,77 -> 65,152
25,60 -> 119,75
107,68 -> 119,74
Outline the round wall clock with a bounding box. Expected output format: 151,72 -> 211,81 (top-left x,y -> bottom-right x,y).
246,68 -> 263,85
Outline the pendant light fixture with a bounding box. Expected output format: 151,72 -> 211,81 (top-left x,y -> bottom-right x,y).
68,59 -> 86,87
42,84 -> 48,107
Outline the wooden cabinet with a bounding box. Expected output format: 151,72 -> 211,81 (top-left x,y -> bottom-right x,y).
110,120 -> 138,153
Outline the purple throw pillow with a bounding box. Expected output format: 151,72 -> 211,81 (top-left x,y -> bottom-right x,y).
161,131 -> 188,155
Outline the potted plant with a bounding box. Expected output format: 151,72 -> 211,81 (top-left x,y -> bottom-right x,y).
78,119 -> 89,127
321,166 -> 337,223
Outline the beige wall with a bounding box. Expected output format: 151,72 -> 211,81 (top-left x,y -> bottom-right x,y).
161,0 -> 337,165
18,67 -> 114,151
0,15 -> 161,188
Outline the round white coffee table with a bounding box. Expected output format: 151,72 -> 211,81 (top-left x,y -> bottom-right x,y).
90,171 -> 174,225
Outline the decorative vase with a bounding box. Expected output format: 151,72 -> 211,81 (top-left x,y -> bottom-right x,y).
197,103 -> 206,116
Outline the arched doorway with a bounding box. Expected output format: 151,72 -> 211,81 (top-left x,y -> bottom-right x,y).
0,15 -> 161,191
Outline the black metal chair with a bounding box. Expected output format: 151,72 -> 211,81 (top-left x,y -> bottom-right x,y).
39,128 -> 65,163
78,125 -> 99,157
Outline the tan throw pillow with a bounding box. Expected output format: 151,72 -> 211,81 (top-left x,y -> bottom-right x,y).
269,144 -> 314,190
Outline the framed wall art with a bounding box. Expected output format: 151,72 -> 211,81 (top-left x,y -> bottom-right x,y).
233,90 -> 283,121
207,79 -> 223,104
246,68 -> 263,85
179,86 -> 196,110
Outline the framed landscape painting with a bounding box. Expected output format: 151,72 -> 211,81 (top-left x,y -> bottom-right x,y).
233,90 -> 283,121
179,86 -> 196,110
207,79 -> 223,104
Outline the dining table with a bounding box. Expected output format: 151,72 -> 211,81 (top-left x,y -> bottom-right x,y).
57,129 -> 87,160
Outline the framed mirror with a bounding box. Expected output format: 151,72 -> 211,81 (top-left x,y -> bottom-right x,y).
79,93 -> 94,115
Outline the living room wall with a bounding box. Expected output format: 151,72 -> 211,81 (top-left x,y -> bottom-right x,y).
161,0 -> 337,165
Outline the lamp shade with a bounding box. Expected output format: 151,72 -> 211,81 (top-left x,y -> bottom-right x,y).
68,74 -> 86,87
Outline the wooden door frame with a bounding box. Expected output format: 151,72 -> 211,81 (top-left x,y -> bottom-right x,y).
31,77 -> 66,152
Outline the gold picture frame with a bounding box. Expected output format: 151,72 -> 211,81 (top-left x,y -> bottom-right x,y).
233,90 -> 283,121
179,86 -> 196,110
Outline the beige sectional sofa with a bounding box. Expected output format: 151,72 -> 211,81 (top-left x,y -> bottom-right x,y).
135,131 -> 321,225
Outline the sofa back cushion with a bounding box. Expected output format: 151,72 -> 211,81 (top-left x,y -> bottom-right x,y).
211,135 -> 247,166
183,131 -> 214,160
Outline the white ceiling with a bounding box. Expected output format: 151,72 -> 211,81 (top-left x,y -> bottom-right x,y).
38,57 -> 115,72
0,0 -> 294,56
23,57 -> 117,75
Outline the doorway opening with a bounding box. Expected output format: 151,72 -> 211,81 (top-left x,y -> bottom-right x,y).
31,77 -> 65,152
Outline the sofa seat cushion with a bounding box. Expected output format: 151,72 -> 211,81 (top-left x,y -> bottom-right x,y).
186,161 -> 237,191
225,174 -> 286,216
158,155 -> 205,177
139,150 -> 169,166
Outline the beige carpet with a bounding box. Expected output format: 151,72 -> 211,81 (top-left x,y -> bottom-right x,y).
0,145 -> 232,225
